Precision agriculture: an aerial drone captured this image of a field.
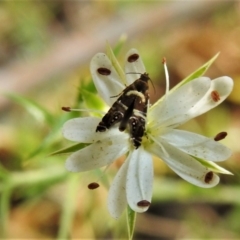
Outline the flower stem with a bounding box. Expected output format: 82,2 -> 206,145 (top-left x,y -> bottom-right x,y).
127,206 -> 136,240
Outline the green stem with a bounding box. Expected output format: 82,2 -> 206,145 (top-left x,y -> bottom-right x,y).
57,174 -> 80,239
127,206 -> 136,240
0,187 -> 11,238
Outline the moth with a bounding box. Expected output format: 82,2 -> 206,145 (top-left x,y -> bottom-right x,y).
96,71 -> 150,149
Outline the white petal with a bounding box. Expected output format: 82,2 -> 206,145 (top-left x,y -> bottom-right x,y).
124,49 -> 146,85
187,76 -> 233,119
90,53 -> 125,106
62,117 -> 126,143
149,77 -> 211,128
65,133 -> 129,172
107,157 -> 129,219
126,147 -> 153,212
160,129 -> 232,162
62,117 -> 99,142
148,139 -> 219,188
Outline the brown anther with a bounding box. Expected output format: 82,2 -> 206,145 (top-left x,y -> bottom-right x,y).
128,53 -> 139,62
97,68 -> 111,75
211,90 -> 220,102
162,57 -> 166,64
88,182 -> 100,190
214,132 -> 227,141
204,171 -> 214,184
62,107 -> 71,112
137,200 -> 151,207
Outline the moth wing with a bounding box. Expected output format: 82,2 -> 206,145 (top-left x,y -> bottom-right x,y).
125,49 -> 146,85
90,53 -> 125,106
118,96 -> 136,132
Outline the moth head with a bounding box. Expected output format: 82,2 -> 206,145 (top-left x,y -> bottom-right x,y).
139,72 -> 150,83
126,72 -> 155,93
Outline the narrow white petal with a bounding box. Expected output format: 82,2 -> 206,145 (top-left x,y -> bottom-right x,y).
90,53 -> 125,106
62,117 -> 99,142
62,117 -> 126,143
65,133 -> 129,172
149,77 -> 211,128
124,49 -> 146,85
126,147 -> 153,212
187,76 -> 233,119
148,139 -> 219,188
107,157 -> 129,219
160,129 -> 232,162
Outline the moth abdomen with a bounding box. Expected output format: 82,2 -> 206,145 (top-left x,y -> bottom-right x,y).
129,115 -> 146,149
96,122 -> 108,132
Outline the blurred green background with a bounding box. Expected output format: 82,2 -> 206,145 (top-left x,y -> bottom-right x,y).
0,1 -> 240,239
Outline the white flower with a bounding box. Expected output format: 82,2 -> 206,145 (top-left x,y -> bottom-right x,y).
62,48 -> 233,218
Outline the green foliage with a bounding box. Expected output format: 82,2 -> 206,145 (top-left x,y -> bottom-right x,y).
0,37 -> 237,239
127,206 -> 136,240
173,52 -> 220,90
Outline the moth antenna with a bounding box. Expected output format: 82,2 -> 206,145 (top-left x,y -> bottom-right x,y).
110,92 -> 122,98
149,78 -> 155,94
61,107 -> 105,114
126,72 -> 142,75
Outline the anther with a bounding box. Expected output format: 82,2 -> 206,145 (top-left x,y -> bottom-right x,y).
88,182 -> 100,190
128,53 -> 139,62
137,200 -> 151,207
162,57 -> 166,64
62,107 -> 71,112
204,171 -> 214,184
97,68 -> 111,75
214,132 -> 227,141
211,90 -> 220,102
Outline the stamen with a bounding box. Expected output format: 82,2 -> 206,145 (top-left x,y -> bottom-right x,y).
87,164 -> 112,191
204,171 -> 214,184
62,107 -> 71,112
214,132 -> 227,141
211,90 -> 220,102
137,200 -> 150,207
88,182 -> 100,190
148,134 -> 170,158
61,107 -> 105,115
162,57 -> 169,96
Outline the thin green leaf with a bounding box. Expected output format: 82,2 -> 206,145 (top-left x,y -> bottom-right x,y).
57,174 -> 80,240
171,52 -> 220,91
194,156 -> 233,175
112,34 -> 127,56
152,177 -> 240,204
106,42 -> 126,85
0,187 -> 11,238
127,206 -> 136,240
151,53 -> 220,108
49,142 -> 88,156
77,77 -> 98,103
0,165 -> 9,179
27,114 -> 70,159
9,164 -> 68,188
6,93 -> 53,125
81,89 -> 105,115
